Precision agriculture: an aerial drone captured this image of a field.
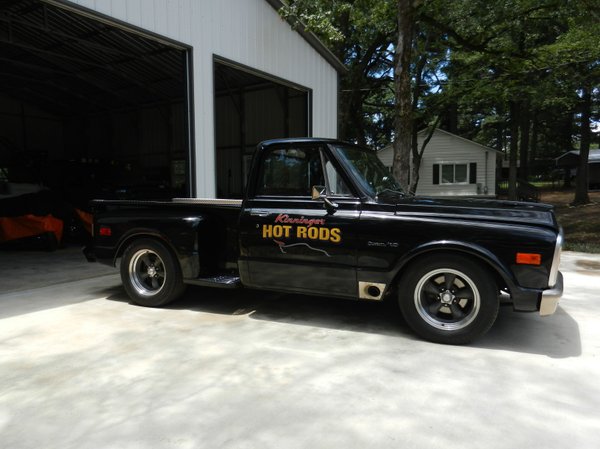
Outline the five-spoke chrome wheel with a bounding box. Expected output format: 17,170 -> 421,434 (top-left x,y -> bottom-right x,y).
120,238 -> 186,307
414,268 -> 480,331
128,249 -> 166,297
398,254 -> 499,344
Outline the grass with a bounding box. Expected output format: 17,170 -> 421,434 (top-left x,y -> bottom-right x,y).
540,189 -> 600,253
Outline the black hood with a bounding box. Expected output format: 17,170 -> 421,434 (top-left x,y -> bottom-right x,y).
391,196 -> 557,229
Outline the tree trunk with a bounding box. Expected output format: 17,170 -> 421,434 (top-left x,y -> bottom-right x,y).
508,101 -> 519,201
573,85 -> 592,205
410,127 -> 419,194
409,119 -> 439,194
530,112 -> 538,173
519,104 -> 530,181
392,0 -> 416,192
447,103 -> 458,134
338,72 -> 366,144
408,43 -> 429,195
496,125 -> 503,183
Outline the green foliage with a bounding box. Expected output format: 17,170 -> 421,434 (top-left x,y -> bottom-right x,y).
278,0 -> 599,165
279,0 -> 397,147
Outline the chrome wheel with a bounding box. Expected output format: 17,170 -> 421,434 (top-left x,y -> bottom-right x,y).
414,268 -> 480,331
128,249 -> 166,297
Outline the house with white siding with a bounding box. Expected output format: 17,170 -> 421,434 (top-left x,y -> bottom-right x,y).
377,129 -> 501,197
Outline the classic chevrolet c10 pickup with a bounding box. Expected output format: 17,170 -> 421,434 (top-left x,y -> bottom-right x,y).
84,138 -> 563,344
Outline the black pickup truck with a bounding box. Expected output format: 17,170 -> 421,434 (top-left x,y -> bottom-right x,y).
84,138 -> 563,344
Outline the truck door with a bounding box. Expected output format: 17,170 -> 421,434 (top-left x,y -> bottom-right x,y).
238,143 -> 359,297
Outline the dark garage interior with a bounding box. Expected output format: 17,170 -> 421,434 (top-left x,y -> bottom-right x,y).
214,60 -> 310,199
0,0 -> 190,251
0,0 -> 192,207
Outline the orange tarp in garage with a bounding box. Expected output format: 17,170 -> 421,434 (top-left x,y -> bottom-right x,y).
0,214 -> 63,243
75,209 -> 93,235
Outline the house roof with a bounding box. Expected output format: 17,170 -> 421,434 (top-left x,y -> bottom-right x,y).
379,128 -> 503,154
417,128 -> 504,154
265,0 -> 347,74
556,149 -> 600,164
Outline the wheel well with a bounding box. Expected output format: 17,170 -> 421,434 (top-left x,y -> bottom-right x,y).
114,233 -> 176,266
391,249 -> 506,293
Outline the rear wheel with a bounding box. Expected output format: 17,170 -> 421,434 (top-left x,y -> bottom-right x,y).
120,238 -> 186,307
398,254 -> 499,344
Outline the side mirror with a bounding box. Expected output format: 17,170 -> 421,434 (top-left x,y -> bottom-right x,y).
311,185 -> 338,214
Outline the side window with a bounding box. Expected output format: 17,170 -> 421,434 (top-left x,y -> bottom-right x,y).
256,147 -> 325,197
324,155 -> 352,197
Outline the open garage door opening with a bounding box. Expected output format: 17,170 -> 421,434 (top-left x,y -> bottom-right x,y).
0,0 -> 193,212
214,59 -> 311,199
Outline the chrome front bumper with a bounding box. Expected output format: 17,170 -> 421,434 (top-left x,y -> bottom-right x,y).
540,271 -> 563,316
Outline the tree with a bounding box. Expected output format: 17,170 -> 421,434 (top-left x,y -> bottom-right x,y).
573,85 -> 593,204
279,0 -> 396,146
392,0 -> 420,191
421,0 -> 599,200
279,0 -> 600,201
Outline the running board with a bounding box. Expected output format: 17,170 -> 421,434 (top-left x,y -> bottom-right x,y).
184,274 -> 241,289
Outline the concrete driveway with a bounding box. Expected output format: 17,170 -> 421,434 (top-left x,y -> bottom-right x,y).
0,252 -> 599,449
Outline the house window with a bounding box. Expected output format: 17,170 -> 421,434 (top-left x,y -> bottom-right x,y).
441,163 -> 468,184
433,163 -> 477,185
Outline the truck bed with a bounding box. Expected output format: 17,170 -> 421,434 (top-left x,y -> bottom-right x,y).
91,198 -> 243,209
90,197 -> 243,274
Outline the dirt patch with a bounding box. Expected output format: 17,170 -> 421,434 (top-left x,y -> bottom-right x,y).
575,260 -> 600,270
541,190 -> 600,254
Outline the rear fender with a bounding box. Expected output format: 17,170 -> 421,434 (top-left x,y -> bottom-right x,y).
112,217 -> 205,279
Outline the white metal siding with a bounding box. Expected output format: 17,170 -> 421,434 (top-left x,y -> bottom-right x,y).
377,146 -> 393,167
377,130 -> 497,197
67,0 -> 339,197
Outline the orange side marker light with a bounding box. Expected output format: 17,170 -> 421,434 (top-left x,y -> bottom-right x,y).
516,253 -> 541,265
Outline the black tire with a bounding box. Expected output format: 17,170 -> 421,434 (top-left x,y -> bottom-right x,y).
120,238 -> 186,307
398,254 -> 499,344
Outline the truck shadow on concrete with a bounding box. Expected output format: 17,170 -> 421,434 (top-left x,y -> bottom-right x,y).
0,275 -> 122,320
107,285 -> 581,358
475,305 -> 581,358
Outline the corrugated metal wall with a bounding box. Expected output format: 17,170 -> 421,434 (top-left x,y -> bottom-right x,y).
66,0 -> 339,198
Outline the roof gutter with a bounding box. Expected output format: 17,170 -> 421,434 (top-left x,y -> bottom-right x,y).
265,0 -> 347,74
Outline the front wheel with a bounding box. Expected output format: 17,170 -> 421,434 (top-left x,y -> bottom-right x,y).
398,254 -> 499,344
120,238 -> 186,307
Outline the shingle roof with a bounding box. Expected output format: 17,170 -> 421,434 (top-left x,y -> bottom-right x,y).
556,149 -> 600,163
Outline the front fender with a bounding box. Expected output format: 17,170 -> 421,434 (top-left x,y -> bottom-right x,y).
391,240 -> 517,292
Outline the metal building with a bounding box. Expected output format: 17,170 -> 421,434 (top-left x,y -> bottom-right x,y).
0,0 -> 343,204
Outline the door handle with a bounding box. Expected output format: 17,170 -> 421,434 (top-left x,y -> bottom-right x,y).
250,211 -> 270,218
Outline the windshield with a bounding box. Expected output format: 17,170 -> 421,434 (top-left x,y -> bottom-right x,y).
332,145 -> 404,198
